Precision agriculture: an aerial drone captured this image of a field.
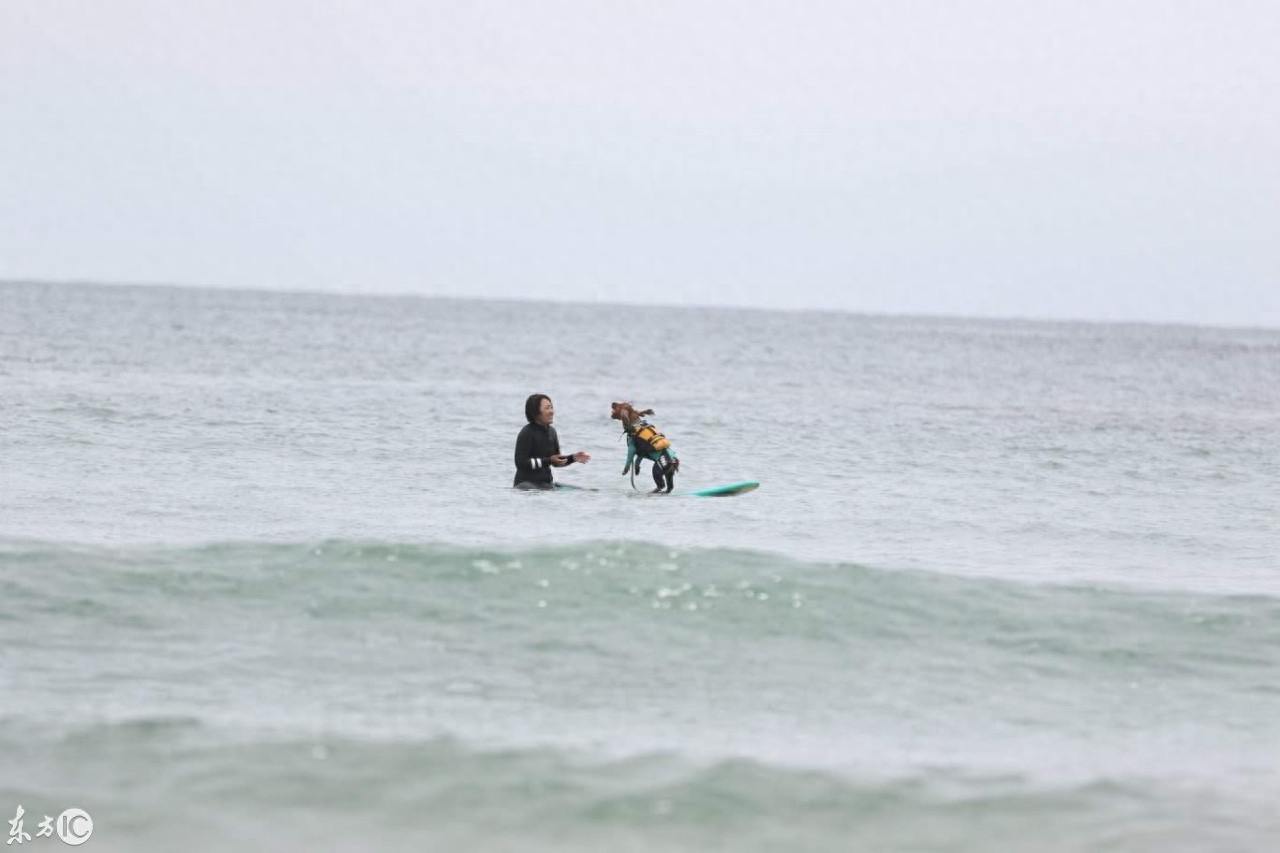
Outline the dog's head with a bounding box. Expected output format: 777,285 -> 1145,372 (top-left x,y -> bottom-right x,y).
610,401 -> 652,424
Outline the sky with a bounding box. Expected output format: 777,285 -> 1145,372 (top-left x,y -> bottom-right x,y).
2,1 -> 1278,326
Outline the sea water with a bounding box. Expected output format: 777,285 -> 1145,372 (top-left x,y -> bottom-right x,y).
1,281 -> 1277,851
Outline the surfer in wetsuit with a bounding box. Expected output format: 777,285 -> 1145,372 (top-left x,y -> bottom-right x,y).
513,394 -> 590,489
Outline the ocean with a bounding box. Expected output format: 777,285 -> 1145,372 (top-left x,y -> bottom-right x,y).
1,280 -> 1277,851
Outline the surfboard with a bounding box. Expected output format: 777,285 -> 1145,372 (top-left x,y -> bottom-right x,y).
520,481 -> 757,496
678,480 -> 760,497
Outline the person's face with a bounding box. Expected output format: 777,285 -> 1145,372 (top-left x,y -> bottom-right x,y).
539,398 -> 554,425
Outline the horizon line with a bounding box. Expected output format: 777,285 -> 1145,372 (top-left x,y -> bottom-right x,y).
3,276 -> 1277,335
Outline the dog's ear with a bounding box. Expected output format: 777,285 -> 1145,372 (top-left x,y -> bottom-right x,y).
639,408 -> 654,417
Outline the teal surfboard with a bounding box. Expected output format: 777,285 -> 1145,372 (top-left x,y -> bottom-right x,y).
678,480 -> 760,497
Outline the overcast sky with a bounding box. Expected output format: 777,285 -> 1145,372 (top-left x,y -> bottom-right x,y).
2,1 -> 1277,326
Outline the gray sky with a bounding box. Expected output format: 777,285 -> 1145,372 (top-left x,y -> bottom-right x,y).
3,1 -> 1278,326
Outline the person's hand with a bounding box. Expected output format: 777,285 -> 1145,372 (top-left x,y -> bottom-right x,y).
549,455 -> 568,467
572,451 -> 591,463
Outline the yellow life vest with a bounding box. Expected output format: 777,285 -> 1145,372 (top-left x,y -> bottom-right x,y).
628,421 -> 671,454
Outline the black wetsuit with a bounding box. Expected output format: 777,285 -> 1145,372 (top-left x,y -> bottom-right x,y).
513,423 -> 575,488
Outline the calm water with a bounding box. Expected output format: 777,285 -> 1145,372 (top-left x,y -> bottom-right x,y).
2,280 -> 1278,851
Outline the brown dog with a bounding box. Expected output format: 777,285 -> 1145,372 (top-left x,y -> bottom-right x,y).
610,402 -> 679,492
